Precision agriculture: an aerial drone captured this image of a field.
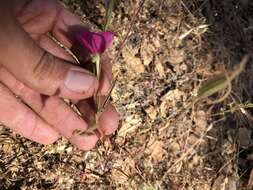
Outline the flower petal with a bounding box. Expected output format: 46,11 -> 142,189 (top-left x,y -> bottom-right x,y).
77,31 -> 114,54
77,32 -> 96,54
101,31 -> 114,52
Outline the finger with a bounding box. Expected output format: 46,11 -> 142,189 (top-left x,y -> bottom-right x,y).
98,103 -> 119,135
101,55 -> 113,81
97,55 -> 114,95
77,99 -> 96,126
98,68 -> 112,96
76,56 -> 113,96
37,34 -> 114,95
38,35 -> 75,62
15,0 -> 89,58
14,1 -> 78,63
77,100 -> 119,136
0,67 -> 98,150
0,82 -> 59,144
0,18 -> 98,100
36,97 -> 98,151
52,4 -> 90,49
70,133 -> 99,151
14,0 -> 59,37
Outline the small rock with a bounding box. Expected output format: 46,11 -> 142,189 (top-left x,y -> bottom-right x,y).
238,127 -> 252,148
122,46 -> 145,74
118,115 -> 142,137
145,106 -> 158,120
111,158 -> 135,183
160,89 -> 184,117
212,176 -> 238,190
155,60 -> 166,78
167,49 -> 185,64
140,40 -> 155,66
146,140 -> 166,161
2,143 -> 12,154
194,110 -> 208,131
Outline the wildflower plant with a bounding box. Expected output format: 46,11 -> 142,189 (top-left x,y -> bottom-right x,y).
71,0 -> 144,135
73,0 -> 116,134
76,31 -> 114,130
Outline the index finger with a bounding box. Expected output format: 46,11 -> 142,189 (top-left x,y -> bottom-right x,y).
52,4 -> 90,49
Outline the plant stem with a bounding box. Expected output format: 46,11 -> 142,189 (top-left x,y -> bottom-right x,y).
92,55 -> 101,113
113,0 -> 145,61
104,0 -> 115,30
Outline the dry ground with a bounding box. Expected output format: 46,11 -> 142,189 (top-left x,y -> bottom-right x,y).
1,0 -> 253,189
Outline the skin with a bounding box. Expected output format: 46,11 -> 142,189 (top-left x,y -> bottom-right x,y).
0,0 -> 119,150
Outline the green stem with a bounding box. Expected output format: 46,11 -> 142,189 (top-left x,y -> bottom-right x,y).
92,55 -> 101,113
104,0 -> 115,30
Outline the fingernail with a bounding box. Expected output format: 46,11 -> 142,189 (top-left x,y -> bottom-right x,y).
64,69 -> 95,93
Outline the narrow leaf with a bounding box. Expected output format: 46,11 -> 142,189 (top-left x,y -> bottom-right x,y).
193,55 -> 250,104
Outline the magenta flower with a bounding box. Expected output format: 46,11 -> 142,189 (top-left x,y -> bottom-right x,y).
76,31 -> 114,55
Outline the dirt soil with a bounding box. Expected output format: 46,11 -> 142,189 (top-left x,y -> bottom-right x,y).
1,0 -> 253,189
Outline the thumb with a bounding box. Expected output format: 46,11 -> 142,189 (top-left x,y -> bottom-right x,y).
0,17 -> 98,100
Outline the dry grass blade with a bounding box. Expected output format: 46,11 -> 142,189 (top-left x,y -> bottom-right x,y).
160,125 -> 213,184
211,103 -> 253,117
113,0 -> 146,61
192,55 -> 250,105
47,33 -> 80,64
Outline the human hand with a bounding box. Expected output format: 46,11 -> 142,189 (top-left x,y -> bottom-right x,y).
0,0 -> 119,150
